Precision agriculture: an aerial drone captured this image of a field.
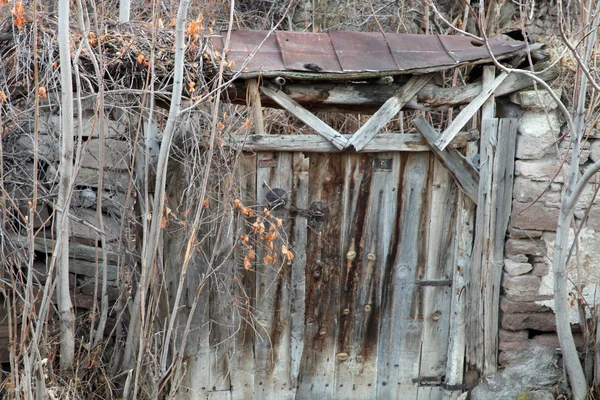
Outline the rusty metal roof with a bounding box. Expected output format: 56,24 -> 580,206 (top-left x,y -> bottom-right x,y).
211,30 -> 525,79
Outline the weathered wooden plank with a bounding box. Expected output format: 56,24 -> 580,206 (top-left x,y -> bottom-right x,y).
483,118 -> 518,375
230,154 -> 258,400
260,85 -> 348,150
419,159 -> 458,389
347,74 -> 434,151
296,153 -> 344,399
229,131 -> 475,153
443,144 -> 476,400
466,117 -> 498,374
290,153 -> 308,392
377,153 -> 430,399
413,117 -> 479,205
225,63 -> 558,113
247,79 -> 265,135
335,152 -> 402,398
435,72 -> 508,151
254,152 -> 295,399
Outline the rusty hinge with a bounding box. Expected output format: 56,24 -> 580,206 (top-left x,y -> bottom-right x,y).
417,279 -> 453,287
412,376 -> 443,386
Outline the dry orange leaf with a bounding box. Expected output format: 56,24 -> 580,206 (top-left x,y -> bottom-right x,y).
161,216 -> 167,229
0,91 -> 7,105
228,60 -> 236,68
242,118 -> 250,130
203,198 -> 209,208
217,122 -> 225,130
38,87 -> 47,100
233,199 -> 241,209
247,248 -> 256,260
240,234 -> 249,244
276,218 -> 283,227
263,254 -> 276,265
244,256 -> 252,270
12,2 -> 26,30
137,54 -> 144,64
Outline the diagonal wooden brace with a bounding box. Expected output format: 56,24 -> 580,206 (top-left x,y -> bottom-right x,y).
346,73 -> 434,151
261,84 -> 348,150
413,116 -> 480,205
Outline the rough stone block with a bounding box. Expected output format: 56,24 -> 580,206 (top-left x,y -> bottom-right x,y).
504,259 -> 533,276
500,296 -> 550,313
505,238 -> 546,257
511,201 -> 560,232
503,273 -> 541,297
591,140 -> 600,162
515,156 -> 568,182
70,208 -> 122,243
508,228 -> 542,239
532,262 -> 550,277
499,338 -> 529,351
533,333 -> 584,349
512,178 -> 551,203
516,112 -> 563,159
499,328 -> 529,342
510,89 -> 561,110
506,253 -> 529,263
501,312 -> 556,331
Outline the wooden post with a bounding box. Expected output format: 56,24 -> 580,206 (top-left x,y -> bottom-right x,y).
247,79 -> 265,135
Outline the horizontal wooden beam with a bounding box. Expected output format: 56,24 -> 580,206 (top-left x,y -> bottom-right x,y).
224,65 -> 558,114
413,116 -> 480,204
228,131 -> 476,153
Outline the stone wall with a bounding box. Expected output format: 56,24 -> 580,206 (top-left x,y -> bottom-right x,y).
499,88 -> 600,371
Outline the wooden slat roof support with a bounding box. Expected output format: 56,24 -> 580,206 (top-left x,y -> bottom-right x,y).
260,83 -> 348,149
229,131 -> 476,153
413,116 -> 480,204
434,72 -> 508,151
346,74 -> 434,151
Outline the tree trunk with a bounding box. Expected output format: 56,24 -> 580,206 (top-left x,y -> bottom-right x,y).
57,0 -> 76,370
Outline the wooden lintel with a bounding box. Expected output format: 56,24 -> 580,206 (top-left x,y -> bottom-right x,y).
224,65 -> 558,114
347,74 -> 434,151
229,131 -> 476,153
413,116 -> 479,204
435,72 -> 508,151
260,84 -> 348,150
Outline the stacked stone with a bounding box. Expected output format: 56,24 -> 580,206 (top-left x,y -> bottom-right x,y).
499,88 -> 598,365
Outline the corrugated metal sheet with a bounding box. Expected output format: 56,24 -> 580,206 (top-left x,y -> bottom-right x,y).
211,30 -> 525,78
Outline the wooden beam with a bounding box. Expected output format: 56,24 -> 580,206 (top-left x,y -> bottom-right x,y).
413,116 -> 479,204
224,65 -> 559,113
346,74 -> 434,151
260,84 -> 348,150
435,72 -> 508,151
229,131 -> 476,153
246,79 -> 265,135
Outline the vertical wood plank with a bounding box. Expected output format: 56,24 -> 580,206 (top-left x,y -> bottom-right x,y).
254,152 -> 295,399
247,79 -> 265,135
230,153 -> 257,400
290,153 -> 309,391
377,153 -> 430,399
443,143 -> 476,400
418,158 -> 458,400
335,152 -> 401,399
296,153 -> 344,399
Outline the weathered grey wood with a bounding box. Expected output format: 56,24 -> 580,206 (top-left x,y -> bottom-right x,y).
443,144 -> 476,400
254,152 -> 295,399
413,117 -> 479,205
225,65 -> 558,113
482,118 -> 518,375
290,153 -> 308,393
230,154 -> 257,400
419,158 -> 458,397
260,85 -> 348,150
377,153 -> 429,399
335,152 -> 401,398
435,72 -> 508,151
247,79 -> 265,135
296,153 -> 344,399
8,234 -> 132,264
347,74 -> 434,151
229,131 -> 476,153
481,67 -> 496,124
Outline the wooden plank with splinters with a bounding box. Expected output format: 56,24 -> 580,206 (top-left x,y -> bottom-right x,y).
413,116 -> 479,205
347,73 -> 434,151
435,72 -> 508,151
260,84 -> 348,149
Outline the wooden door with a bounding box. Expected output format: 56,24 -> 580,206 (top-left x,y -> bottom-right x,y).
224,149 -> 462,400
